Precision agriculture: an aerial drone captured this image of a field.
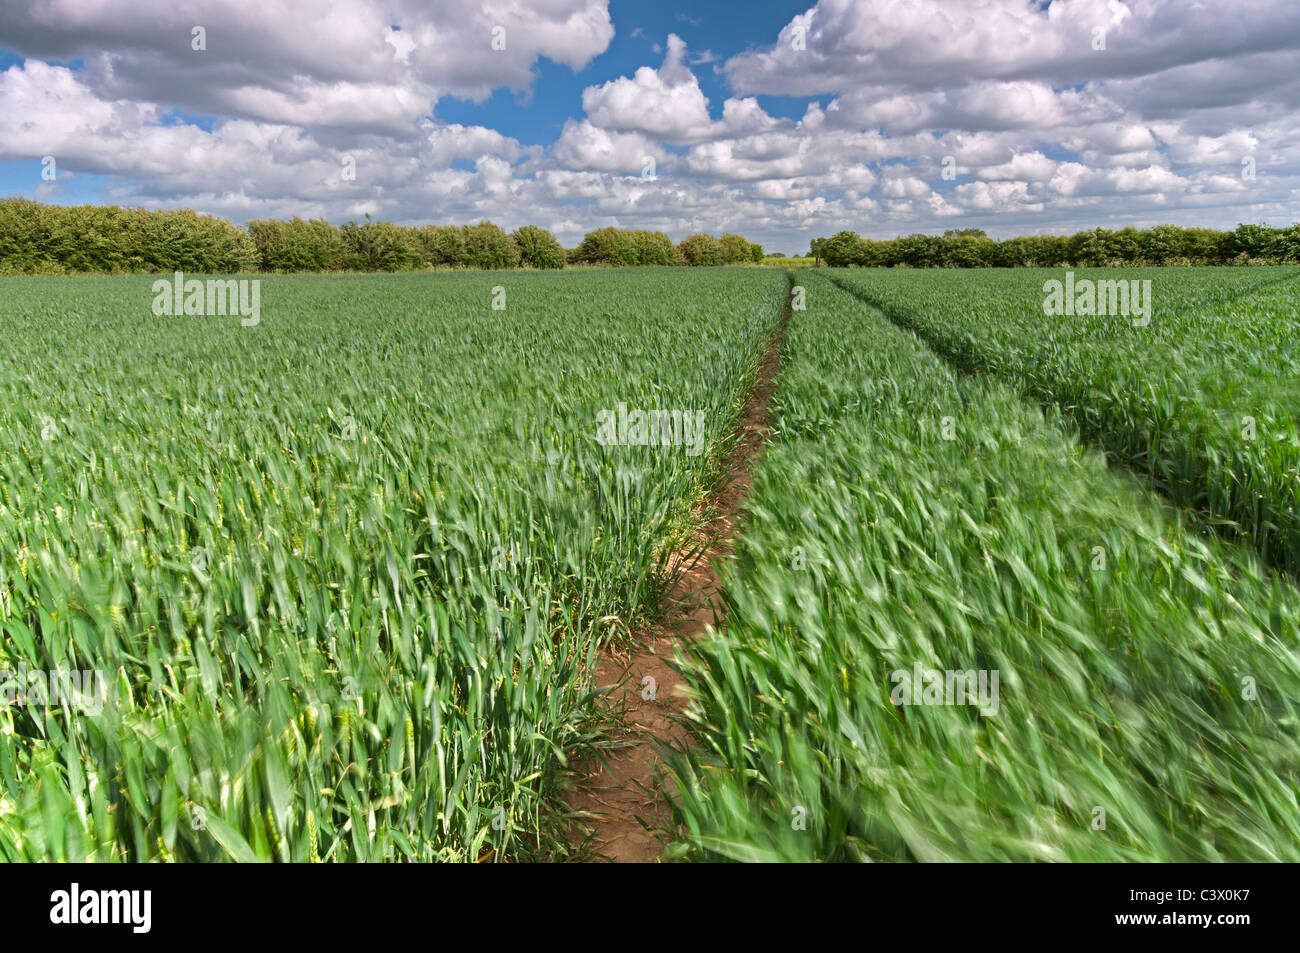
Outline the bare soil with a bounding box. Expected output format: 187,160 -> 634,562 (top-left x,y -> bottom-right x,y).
565,296 -> 789,862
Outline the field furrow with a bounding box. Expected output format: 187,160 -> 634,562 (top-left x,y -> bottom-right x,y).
668,270 -> 1300,862
0,268 -> 787,861
825,266 -> 1300,572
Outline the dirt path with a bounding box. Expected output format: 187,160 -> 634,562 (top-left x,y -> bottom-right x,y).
566,292 -> 789,862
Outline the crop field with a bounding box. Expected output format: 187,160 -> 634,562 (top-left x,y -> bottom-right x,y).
1,265 -> 1298,863
0,268 -> 786,860
826,267 -> 1300,572
668,270 -> 1300,861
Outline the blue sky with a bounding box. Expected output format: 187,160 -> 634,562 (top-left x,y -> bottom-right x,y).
1,0 -> 1297,252
436,1 -> 820,142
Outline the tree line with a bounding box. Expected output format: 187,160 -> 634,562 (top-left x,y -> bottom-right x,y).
8,200 -> 1296,273
811,225 -> 1300,268
0,200 -> 765,274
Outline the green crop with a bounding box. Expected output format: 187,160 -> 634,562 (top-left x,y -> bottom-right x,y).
668,271 -> 1300,862
6,263 -> 1298,864
827,266 -> 1300,572
0,268 -> 787,861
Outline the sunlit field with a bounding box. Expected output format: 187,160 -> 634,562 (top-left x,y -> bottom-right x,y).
2,265 -> 1297,862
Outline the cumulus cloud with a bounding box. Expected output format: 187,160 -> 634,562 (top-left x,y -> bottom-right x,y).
581,34 -> 779,145
1,0 -> 1298,250
724,0 -> 1300,96
977,152 -> 1059,182
552,119 -> 666,174
582,34 -> 715,144
0,0 -> 615,109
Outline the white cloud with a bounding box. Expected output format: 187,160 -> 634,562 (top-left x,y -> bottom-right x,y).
977,152 -> 1058,182
2,0 -> 1299,251
582,34 -> 717,144
552,119 -> 666,173
954,179 -> 1039,211
879,176 -> 932,200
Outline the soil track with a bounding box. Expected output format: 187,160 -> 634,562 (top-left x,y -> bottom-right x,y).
566,289 -> 790,862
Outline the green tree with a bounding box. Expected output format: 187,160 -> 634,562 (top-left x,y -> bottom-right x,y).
940,235 -> 995,268
631,230 -> 682,265
417,225 -> 468,267
462,221 -> 521,269
339,220 -> 421,271
720,233 -> 761,264
571,227 -> 639,265
248,217 -> 344,271
678,233 -> 725,266
511,225 -> 566,269
1227,223 -> 1281,262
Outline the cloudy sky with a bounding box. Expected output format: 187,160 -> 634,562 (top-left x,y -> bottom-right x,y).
1,0 -> 1297,254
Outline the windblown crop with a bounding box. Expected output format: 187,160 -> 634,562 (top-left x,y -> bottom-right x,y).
669,271 -> 1300,862
0,268 -> 787,860
5,264 -> 1297,864
827,266 -> 1300,572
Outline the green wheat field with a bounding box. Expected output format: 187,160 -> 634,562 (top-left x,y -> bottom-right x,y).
2,265 -> 1298,861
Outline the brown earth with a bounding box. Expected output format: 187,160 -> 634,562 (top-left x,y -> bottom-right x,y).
565,293 -> 789,862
